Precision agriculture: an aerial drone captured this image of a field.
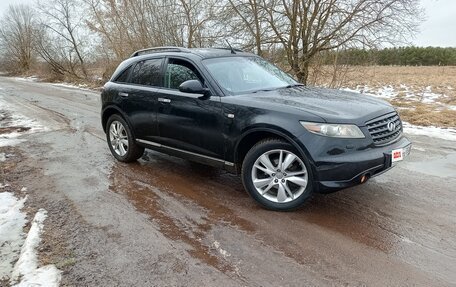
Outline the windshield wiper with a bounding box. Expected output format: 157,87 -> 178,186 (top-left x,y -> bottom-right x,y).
250,84 -> 305,94
284,84 -> 305,88
251,88 -> 277,93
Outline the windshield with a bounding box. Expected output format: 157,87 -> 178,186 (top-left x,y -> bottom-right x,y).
203,56 -> 298,95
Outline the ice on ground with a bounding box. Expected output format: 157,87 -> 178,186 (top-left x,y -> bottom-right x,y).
11,209 -> 61,287
0,192 -> 27,281
0,153 -> 5,162
0,95 -> 48,147
403,122 -> 456,141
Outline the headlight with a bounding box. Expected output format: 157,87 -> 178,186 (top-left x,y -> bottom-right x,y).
300,122 -> 365,138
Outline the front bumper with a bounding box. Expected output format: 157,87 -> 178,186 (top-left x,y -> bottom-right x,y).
295,133 -> 411,193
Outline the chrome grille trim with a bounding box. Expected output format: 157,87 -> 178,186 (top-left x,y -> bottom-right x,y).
366,112 -> 402,145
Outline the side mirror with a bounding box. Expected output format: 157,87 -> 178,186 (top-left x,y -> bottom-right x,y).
178,80 -> 211,99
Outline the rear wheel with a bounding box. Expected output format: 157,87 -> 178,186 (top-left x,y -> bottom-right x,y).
241,139 -> 313,211
106,114 -> 144,162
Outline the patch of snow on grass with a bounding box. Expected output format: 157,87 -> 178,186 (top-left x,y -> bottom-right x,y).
0,192 -> 27,281
419,86 -> 442,104
341,85 -> 452,108
11,209 -> 61,287
376,85 -> 397,99
50,82 -> 94,93
0,153 -> 5,162
403,122 -> 456,141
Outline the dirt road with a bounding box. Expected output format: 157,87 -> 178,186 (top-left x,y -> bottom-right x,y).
1,76 -> 455,286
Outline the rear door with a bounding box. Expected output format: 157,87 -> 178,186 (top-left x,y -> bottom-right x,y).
122,58 -> 164,141
155,57 -> 225,160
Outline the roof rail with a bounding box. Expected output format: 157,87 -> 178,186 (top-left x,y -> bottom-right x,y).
130,46 -> 191,57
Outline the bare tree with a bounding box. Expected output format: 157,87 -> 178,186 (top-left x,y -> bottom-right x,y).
227,0 -> 422,84
36,0 -> 90,79
85,0 -> 219,61
0,5 -> 36,73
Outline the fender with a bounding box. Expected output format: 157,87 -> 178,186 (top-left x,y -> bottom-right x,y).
234,125 -> 316,169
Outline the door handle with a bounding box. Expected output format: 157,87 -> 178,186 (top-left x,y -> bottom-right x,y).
118,92 -> 129,97
158,98 -> 171,103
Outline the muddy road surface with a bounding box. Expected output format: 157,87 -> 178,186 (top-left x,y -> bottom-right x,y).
1,76 -> 455,286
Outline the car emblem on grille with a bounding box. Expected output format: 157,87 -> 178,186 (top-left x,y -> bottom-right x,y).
387,121 -> 396,132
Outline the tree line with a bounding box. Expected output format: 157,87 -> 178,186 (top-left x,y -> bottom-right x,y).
320,47 -> 456,66
0,0 -> 423,85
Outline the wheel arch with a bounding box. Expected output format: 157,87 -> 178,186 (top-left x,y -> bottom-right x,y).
101,105 -> 132,134
234,126 -> 314,172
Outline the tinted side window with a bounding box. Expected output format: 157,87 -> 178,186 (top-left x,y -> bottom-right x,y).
115,66 -> 132,83
131,58 -> 163,86
164,59 -> 201,90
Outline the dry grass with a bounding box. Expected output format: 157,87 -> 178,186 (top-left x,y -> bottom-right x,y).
398,105 -> 456,128
312,66 -> 456,128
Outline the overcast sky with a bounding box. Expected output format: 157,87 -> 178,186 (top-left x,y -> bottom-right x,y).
0,0 -> 454,47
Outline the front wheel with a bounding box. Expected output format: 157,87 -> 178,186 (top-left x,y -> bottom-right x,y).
241,139 -> 313,211
106,114 -> 144,162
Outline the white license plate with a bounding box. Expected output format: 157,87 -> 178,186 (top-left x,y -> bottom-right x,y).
391,148 -> 404,163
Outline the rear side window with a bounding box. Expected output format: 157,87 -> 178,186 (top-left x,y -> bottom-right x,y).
131,58 -> 163,86
115,66 -> 132,83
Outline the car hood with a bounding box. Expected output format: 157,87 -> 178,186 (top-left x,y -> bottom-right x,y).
234,86 -> 395,126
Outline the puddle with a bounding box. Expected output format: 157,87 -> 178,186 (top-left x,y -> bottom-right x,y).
404,153 -> 456,178
108,153 -> 258,273
107,151 -> 406,268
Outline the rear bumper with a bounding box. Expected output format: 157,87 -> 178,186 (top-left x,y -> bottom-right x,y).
295,134 -> 411,193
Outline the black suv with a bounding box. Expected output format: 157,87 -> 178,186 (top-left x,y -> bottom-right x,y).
101,47 -> 411,211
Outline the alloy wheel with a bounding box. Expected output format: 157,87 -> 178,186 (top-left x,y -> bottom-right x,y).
251,149 -> 308,203
109,120 -> 129,156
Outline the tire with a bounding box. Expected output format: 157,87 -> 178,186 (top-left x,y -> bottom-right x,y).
106,114 -> 144,162
241,138 -> 313,211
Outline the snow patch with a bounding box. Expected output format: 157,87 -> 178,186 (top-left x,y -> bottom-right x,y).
403,122 -> 456,141
412,146 -> 426,152
0,193 -> 27,281
0,192 -> 61,285
20,187 -> 27,192
212,240 -> 231,258
0,138 -> 26,147
0,152 -> 5,162
13,76 -> 39,82
0,183 -> 11,189
49,82 -> 94,93
11,209 -> 61,287
341,84 -> 452,108
0,95 -> 48,147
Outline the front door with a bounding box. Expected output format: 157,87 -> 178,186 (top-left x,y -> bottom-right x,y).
155,57 -> 225,160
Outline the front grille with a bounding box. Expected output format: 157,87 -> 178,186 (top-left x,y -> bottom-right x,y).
366,112 -> 402,145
